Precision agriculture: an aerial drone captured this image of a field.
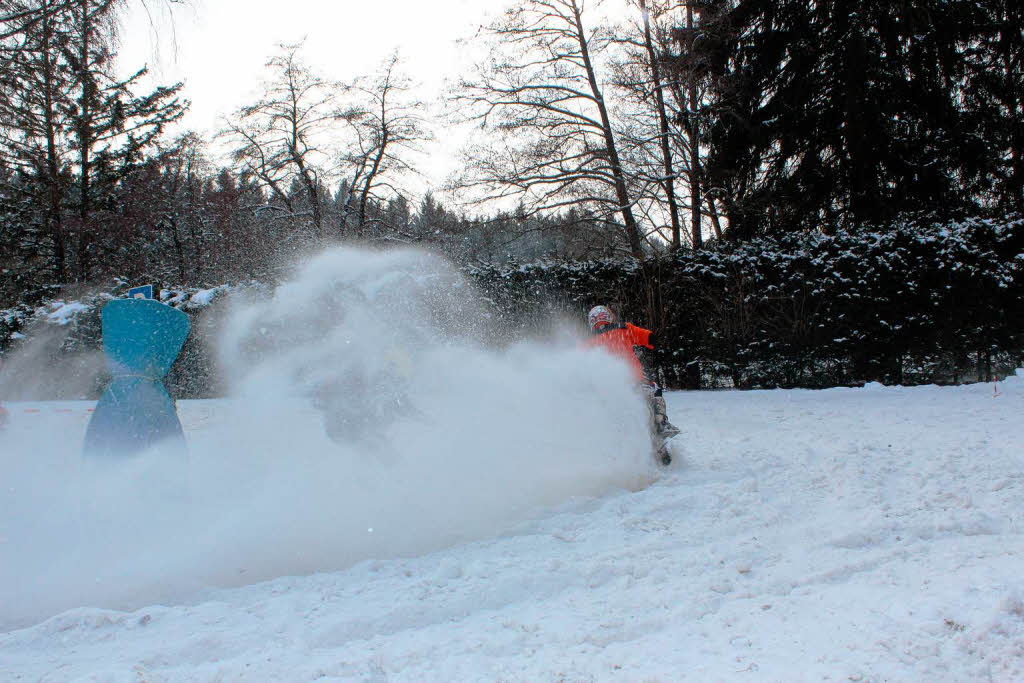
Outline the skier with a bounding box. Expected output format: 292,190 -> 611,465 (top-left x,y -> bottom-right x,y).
584,305 -> 680,464
0,401 -> 7,431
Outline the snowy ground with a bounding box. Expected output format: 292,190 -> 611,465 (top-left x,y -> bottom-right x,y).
2,374 -> 1023,681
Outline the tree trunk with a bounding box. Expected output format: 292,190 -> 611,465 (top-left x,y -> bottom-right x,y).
685,2 -> 703,249
358,127 -> 389,235
169,213 -> 186,282
571,0 -> 643,257
640,0 -> 682,250
289,100 -> 323,236
40,0 -> 67,281
190,216 -> 204,281
294,151 -> 323,236
707,194 -> 725,240
76,0 -> 92,282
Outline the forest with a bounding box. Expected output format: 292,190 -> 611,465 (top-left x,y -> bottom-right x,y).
1,0 -> 1022,390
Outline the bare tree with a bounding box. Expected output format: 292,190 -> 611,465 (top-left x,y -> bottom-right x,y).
610,0 -> 717,249
338,53 -> 429,237
677,0 -> 705,247
221,42 -> 341,238
636,0 -> 686,248
453,0 -> 647,257
607,0 -> 682,249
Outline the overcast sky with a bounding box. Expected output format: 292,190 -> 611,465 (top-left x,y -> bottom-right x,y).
117,0 -> 633,199
120,0 -> 498,129
116,0 -> 499,194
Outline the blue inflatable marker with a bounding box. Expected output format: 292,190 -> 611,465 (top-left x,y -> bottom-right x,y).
82,297 -> 191,458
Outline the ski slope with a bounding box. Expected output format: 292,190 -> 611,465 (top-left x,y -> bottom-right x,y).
2,375 -> 1023,681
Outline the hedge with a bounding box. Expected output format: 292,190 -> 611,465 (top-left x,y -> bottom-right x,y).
3,216 -> 1021,397
469,216 -> 1024,389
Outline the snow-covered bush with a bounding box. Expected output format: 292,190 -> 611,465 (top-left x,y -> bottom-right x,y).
2,217 -> 1021,395
469,216 -> 1024,388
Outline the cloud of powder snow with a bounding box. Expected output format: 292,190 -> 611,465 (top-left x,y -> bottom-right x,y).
0,247 -> 654,629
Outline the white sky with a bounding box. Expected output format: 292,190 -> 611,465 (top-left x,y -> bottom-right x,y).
117,0 -> 505,196
117,0 -> 636,201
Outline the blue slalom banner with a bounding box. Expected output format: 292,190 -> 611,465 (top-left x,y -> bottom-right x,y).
82,298 -> 191,458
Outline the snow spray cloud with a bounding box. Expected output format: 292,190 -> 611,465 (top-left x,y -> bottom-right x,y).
0,321 -> 106,400
0,247 -> 654,629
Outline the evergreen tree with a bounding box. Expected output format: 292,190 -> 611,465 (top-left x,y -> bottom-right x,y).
691,0 -> 1008,238
0,0 -> 77,282
0,0 -> 184,284
961,1 -> 1024,215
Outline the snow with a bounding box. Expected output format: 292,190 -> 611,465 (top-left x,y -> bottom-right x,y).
160,289 -> 188,306
39,300 -> 91,325
2,247 -> 1022,680
1,376 -> 1022,680
184,285 -> 230,310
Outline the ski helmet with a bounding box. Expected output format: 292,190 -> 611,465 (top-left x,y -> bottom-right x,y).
588,305 -> 616,330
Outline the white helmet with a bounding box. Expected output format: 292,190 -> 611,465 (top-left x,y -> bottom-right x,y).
588,305 -> 616,331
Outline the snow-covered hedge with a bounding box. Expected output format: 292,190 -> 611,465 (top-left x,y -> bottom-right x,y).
3,217 -> 1021,395
470,217 -> 1024,388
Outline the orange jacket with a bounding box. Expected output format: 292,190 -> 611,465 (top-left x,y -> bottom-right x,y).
584,322 -> 653,381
